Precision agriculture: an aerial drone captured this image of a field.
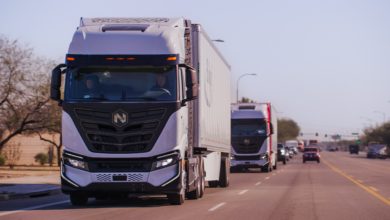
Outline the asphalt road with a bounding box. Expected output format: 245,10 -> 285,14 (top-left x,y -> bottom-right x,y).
1,152 -> 389,220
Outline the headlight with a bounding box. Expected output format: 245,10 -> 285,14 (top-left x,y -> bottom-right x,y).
260,153 -> 268,160
151,152 -> 179,171
63,155 -> 88,171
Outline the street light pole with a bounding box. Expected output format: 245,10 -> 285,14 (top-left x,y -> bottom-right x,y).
236,73 -> 256,103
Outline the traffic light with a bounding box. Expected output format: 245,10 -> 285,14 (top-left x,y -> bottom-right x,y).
315,132 -> 318,136
325,134 -> 328,138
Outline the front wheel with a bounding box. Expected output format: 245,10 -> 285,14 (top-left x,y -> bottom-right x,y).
70,193 -> 88,206
218,157 -> 230,187
167,192 -> 184,205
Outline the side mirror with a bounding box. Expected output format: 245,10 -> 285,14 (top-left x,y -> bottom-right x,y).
51,64 -> 66,103
185,68 -> 198,100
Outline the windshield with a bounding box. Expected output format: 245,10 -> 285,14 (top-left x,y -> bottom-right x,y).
66,66 -> 177,101
231,119 -> 267,136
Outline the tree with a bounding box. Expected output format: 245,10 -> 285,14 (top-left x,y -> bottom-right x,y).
363,122 -> 390,146
277,118 -> 300,142
0,36 -> 54,152
240,97 -> 255,103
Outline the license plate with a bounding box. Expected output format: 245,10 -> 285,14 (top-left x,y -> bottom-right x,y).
113,175 -> 127,181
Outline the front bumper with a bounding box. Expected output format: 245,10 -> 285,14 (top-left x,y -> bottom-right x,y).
303,156 -> 320,161
61,159 -> 182,195
231,158 -> 268,168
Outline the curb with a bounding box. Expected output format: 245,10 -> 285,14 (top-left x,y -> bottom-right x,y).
0,187 -> 61,201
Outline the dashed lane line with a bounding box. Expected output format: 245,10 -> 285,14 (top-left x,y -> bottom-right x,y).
238,190 -> 249,195
208,202 -> 226,212
0,200 -> 70,217
265,177 -> 270,180
255,181 -> 262,186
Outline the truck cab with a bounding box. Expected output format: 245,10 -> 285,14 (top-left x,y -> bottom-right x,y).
50,17 -> 231,205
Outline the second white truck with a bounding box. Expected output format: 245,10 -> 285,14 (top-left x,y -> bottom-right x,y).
230,103 -> 278,172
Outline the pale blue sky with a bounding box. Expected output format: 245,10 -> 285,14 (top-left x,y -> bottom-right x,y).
1,0 -> 390,138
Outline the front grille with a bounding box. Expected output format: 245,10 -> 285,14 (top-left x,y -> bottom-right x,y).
234,155 -> 261,161
232,136 -> 267,154
75,108 -> 165,153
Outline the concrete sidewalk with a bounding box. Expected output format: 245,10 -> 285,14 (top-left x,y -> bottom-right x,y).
0,173 -> 61,201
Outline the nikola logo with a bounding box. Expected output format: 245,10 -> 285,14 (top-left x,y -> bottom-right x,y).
243,138 -> 251,145
112,109 -> 128,127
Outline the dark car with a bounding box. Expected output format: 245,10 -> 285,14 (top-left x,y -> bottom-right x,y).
277,143 -> 288,165
367,145 -> 387,159
303,147 -> 320,163
349,144 -> 359,154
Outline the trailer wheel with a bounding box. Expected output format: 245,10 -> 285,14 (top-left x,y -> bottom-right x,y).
70,193 -> 88,206
218,157 -> 229,187
199,157 -> 205,198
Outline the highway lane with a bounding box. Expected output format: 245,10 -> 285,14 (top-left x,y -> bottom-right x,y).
1,152 -> 389,220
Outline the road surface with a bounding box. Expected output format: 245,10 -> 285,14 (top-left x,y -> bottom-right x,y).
1,152 -> 389,220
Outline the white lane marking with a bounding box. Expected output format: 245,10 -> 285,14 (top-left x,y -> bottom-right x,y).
0,200 -> 69,217
238,189 -> 249,195
369,186 -> 379,192
357,179 -> 363,183
208,202 -> 226,212
265,176 -> 270,180
272,173 -> 276,176
255,181 -> 262,186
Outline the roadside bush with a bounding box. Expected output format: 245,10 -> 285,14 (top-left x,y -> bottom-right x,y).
3,143 -> 21,169
0,154 -> 5,166
34,153 -> 48,165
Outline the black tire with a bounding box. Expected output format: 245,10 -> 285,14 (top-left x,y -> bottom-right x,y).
303,159 -> 306,163
70,193 -> 88,206
167,192 -> 184,205
261,163 -> 271,173
218,157 -> 229,187
317,159 -> 320,163
283,158 -> 286,165
199,157 -> 205,198
208,181 -> 219,188
187,157 -> 203,200
273,160 -> 277,170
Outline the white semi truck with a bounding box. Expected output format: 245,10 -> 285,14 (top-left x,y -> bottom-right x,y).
230,103 -> 277,172
50,17 -> 231,205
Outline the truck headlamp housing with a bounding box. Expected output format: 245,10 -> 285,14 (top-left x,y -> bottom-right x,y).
63,155 -> 88,171
260,153 -> 268,160
151,152 -> 179,171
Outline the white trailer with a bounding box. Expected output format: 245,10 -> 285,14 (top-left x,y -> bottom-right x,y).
230,103 -> 278,172
50,17 -> 231,205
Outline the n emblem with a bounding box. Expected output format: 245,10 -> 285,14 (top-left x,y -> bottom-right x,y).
112,109 -> 128,127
